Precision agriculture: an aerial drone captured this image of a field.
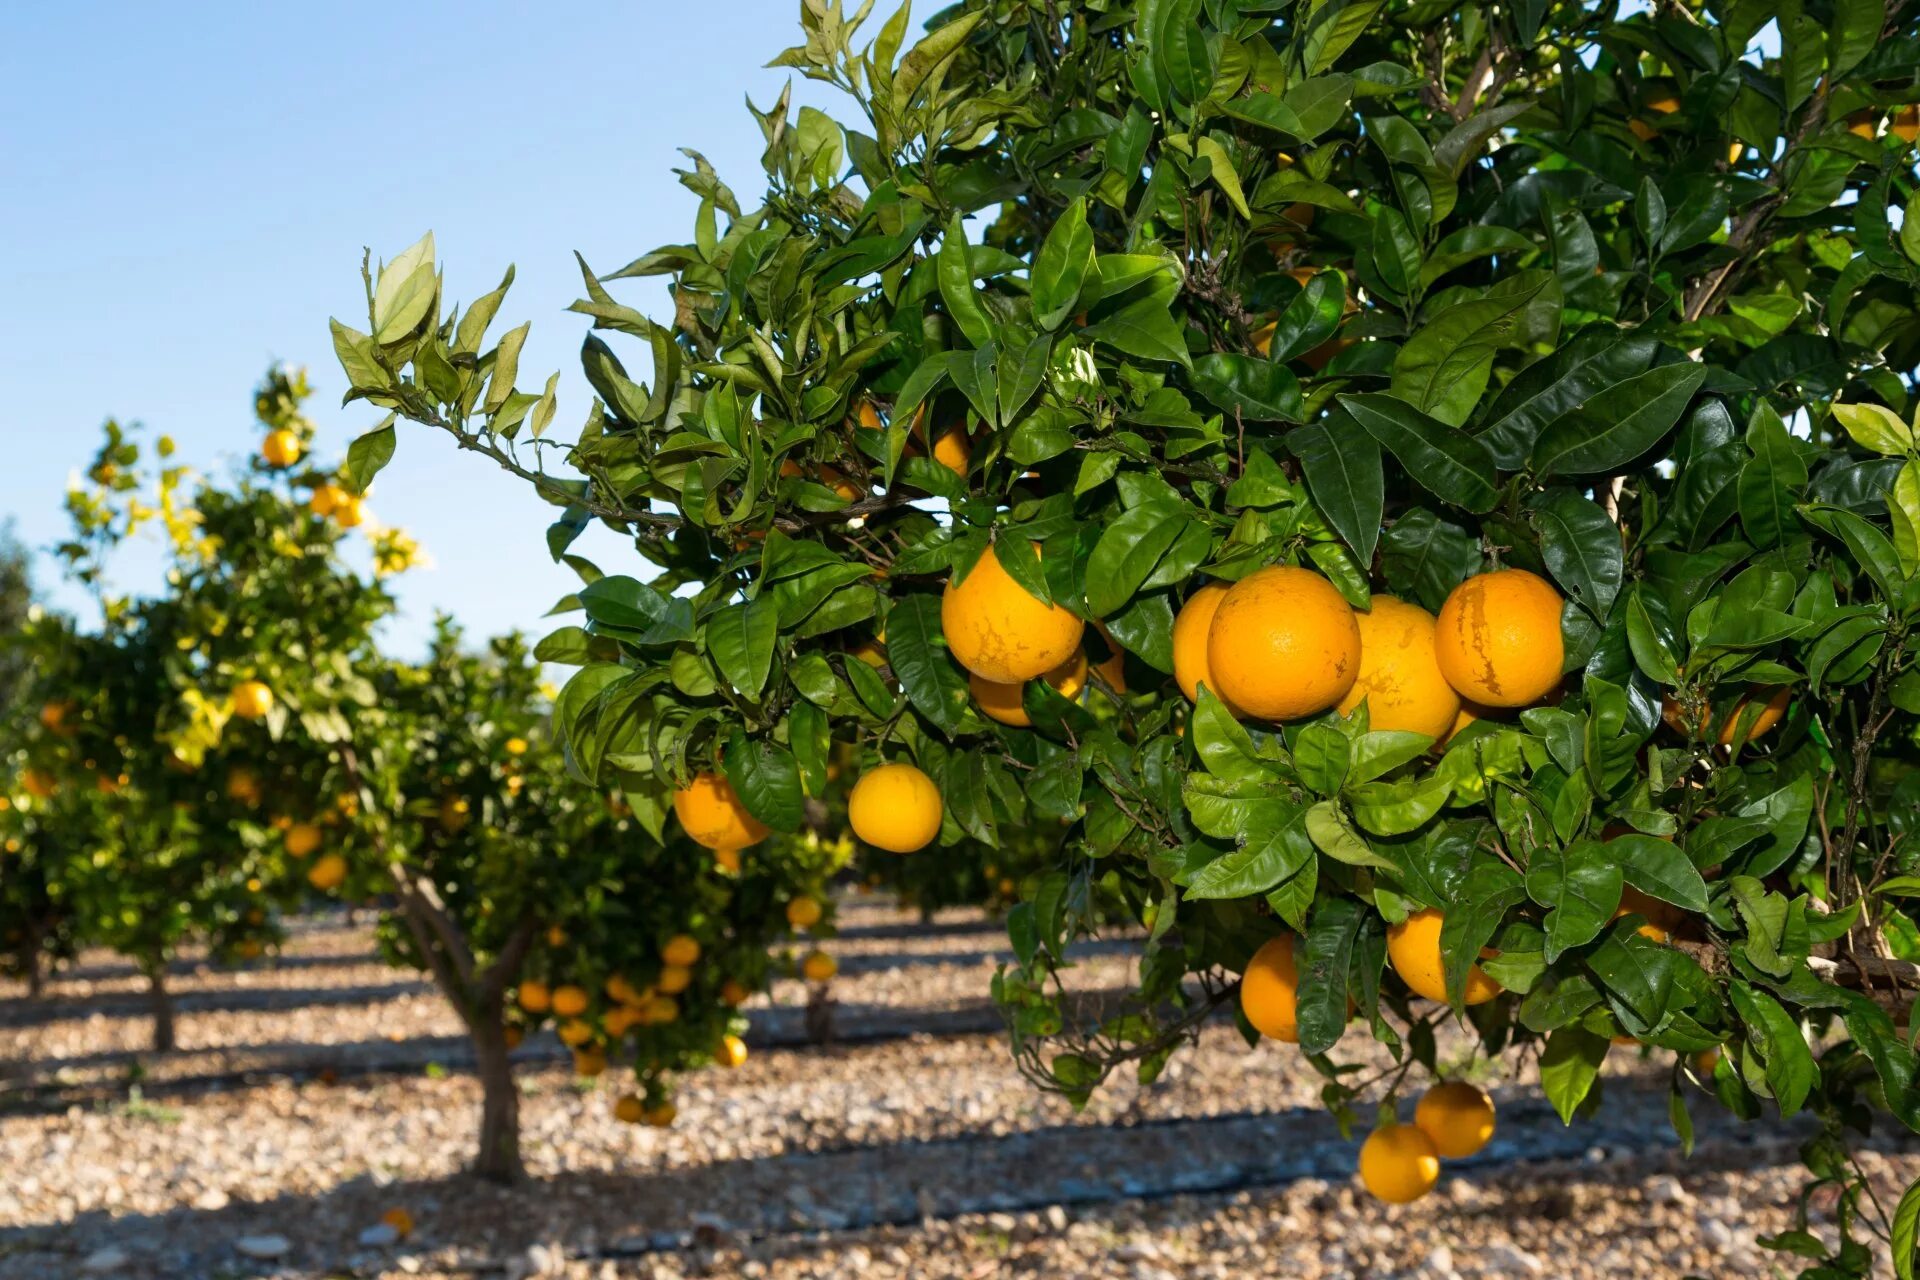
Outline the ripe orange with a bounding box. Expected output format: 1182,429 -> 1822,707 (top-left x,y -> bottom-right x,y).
20,769 -> 55,800
602,1005 -> 638,1036
1335,597 -> 1461,739
284,823 -> 322,858
551,984 -> 590,1018
614,1094 -> 645,1124
307,853 -> 348,892
1206,566 -> 1360,720
438,795 -> 471,831
713,847 -> 742,874
656,964 -> 692,995
719,979 -> 752,1007
971,649 -> 1088,727
786,895 -> 823,929
716,1034 -> 748,1069
1660,684 -> 1789,746
1171,579 -> 1232,707
848,762 -> 944,853
38,701 -> 74,735
261,429 -> 302,468
1693,1046 -> 1722,1077
1433,569 -> 1564,708
226,767 -> 261,804
333,495 -> 366,528
644,994 -> 680,1024
642,1101 -> 678,1127
557,1018 -> 594,1046
1615,885 -> 1682,943
925,421 -> 971,476
1387,908 -> 1502,1005
1894,105 -> 1919,144
1414,1082 -> 1495,1158
662,934 -> 701,967
604,974 -> 643,1006
1239,935 -> 1301,1042
502,1025 -> 524,1050
572,1046 -> 607,1078
672,772 -> 771,850
309,483 -> 344,516
380,1208 -> 414,1239
802,950 -> 838,982
231,679 -> 275,720
518,979 -> 551,1013
941,544 -> 1085,684
547,924 -> 567,948
1360,1123 -> 1441,1203
504,736 -> 529,756
1848,109 -> 1880,139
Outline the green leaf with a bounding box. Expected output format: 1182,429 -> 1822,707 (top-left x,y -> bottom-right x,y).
1288,421 -> 1383,565
1306,799 -> 1400,870
1187,807 -> 1314,898
1297,897 -> 1365,1054
1339,394 -> 1498,513
1832,402 -> 1914,455
1530,363 -> 1706,477
372,232 -> 436,343
1190,354 -> 1302,421
1609,834 -> 1708,912
1738,406 -> 1808,549
890,9 -> 986,114
330,319 -> 391,392
1261,270 -> 1348,364
1891,1173 -> 1920,1280
705,595 -> 779,700
340,420 -> 397,495
1530,489 -> 1623,619
1193,136 -> 1250,218
1477,331 -> 1658,469
484,322 -> 529,413
1728,981 -> 1816,1115
1086,501 -> 1189,617
886,594 -> 970,735
1082,294 -> 1191,366
1540,1027 -> 1607,1123
723,728 -> 803,832
940,213 -> 995,347
1526,841 -> 1622,961
1390,277 -> 1553,424
1192,686 -> 1279,784
1031,198 -> 1096,331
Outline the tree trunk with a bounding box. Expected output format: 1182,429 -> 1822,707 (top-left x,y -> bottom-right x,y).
146,964 -> 176,1053
24,954 -> 42,1000
469,1011 -> 522,1183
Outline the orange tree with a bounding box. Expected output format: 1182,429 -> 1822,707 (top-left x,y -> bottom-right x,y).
349,618 -> 844,1181
334,1 -> 1920,1269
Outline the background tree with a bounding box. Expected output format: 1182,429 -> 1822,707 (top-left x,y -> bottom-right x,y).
335,0 -> 1920,1271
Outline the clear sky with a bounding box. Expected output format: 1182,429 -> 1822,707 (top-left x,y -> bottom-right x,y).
0,1 -> 847,654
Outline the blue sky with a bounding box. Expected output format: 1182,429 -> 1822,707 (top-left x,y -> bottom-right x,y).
1,1 -> 846,653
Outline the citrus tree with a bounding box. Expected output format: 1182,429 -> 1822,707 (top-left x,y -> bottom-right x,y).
333,0 -> 1920,1269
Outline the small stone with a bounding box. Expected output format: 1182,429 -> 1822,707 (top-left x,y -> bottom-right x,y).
359,1223 -> 401,1248
1647,1176 -> 1691,1205
81,1247 -> 129,1273
1482,1243 -> 1545,1276
234,1235 -> 290,1260
1044,1205 -> 1069,1232
192,1188 -> 230,1212
1699,1217 -> 1735,1251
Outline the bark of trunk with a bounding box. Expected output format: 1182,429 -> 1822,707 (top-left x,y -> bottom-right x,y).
146,964 -> 176,1053
469,1012 -> 522,1183
22,948 -> 43,1000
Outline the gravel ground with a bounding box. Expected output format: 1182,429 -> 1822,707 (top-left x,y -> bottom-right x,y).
1,900 -> 1915,1280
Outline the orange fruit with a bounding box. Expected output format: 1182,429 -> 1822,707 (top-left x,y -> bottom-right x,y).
941,545 -> 1085,683
802,950 -> 838,982
1206,566 -> 1360,720
1239,935 -> 1301,1042
1615,885 -> 1682,943
557,1018 -> 594,1046
231,679 -> 275,720
38,701 -> 74,735
308,483 -> 344,516
1387,908 -> 1502,1005
1335,597 -> 1461,739
642,1101 -> 678,1127
551,985 -> 590,1018
517,979 -> 551,1013
716,1034 -> 748,1069
1172,582 -> 1234,706
306,853 -> 348,892
261,429 -> 301,467
20,769 -> 55,800
1660,684 -> 1789,746
572,1047 -> 607,1078
284,823 -> 322,858
1693,1046 -> 1722,1077
502,1025 -> 524,1050
1433,569 -> 1564,708
439,795 -> 471,831
1848,109 -> 1880,139
713,847 -> 742,874
1894,106 -> 1919,144
656,964 -> 692,995
604,974 -> 644,1006
644,994 -> 680,1024
849,762 -> 943,852
547,924 -> 567,948
719,979 -> 752,1007
1414,1082 -> 1495,1158
786,895 -> 823,929
381,1208 -> 414,1239
614,1094 -> 646,1124
971,649 -> 1088,727
672,773 -> 770,850
333,495 -> 366,528
661,934 -> 701,967
1359,1123 -> 1441,1203
926,422 -> 971,476
504,736 -> 528,756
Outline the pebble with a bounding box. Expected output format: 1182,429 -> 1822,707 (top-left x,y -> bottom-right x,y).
1482,1242 -> 1546,1275
1698,1217 -> 1735,1250
1646,1175 -> 1690,1204
80,1246 -> 129,1273
358,1222 -> 401,1247
233,1234 -> 290,1259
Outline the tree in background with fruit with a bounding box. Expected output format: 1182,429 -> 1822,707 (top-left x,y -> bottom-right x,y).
334,0 -> 1920,1270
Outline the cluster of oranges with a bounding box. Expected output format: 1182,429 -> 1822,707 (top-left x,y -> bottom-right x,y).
672,763 -> 943,863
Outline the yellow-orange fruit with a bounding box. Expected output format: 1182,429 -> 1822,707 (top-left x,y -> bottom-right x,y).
231,679 -> 275,720
1414,1082 -> 1495,1158
261,429 -> 301,468
307,853 -> 348,892
1894,106 -> 1919,144
927,423 -> 971,476
1615,885 -> 1683,943
942,546 -> 1085,684
642,1101 -> 678,1127
1206,566 -> 1361,720
1359,1123 -> 1441,1203
971,649 -> 1088,727
284,823 -> 322,858
309,483 -> 344,516
572,1047 -> 607,1078
1660,685 -> 1790,746
1336,597 -> 1461,739
672,773 -> 770,850
802,950 -> 838,982
605,974 -> 644,1006
381,1208 -> 415,1239
662,934 -> 701,967
848,762 -> 943,853
786,895 -> 823,929
439,795 -> 471,831
333,495 -> 366,529
550,985 -> 590,1018
1433,570 -> 1565,708
38,701 -> 74,735
21,769 -> 56,800
713,847 -> 741,874
719,979 -> 752,1007
1239,935 -> 1301,1042
717,1033 -> 748,1068
614,1094 -> 646,1124
655,964 -> 692,995
1387,908 -> 1502,1005
1173,582 -> 1234,706
518,980 -> 551,1013
1848,109 -> 1880,139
